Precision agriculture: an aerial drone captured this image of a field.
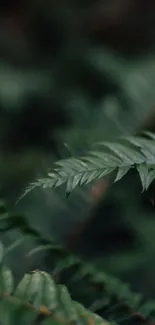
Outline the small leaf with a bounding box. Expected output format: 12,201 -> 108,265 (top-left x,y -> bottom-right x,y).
83,156 -> 107,168
24,271 -> 44,308
80,171 -> 94,185
43,271 -> 61,310
136,139 -> 155,157
66,167 -> 114,196
68,174 -> 82,192
16,271 -> 58,312
27,244 -> 61,257
114,167 -> 130,183
84,170 -> 104,184
15,274 -> 32,300
99,142 -> 135,165
58,285 -> 79,321
66,176 -> 73,197
143,131 -> 155,140
145,169 -> 155,190
90,151 -> 122,167
136,164 -> 149,191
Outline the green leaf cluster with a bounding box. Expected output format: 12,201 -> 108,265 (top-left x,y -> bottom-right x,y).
0,206 -> 155,325
0,242 -> 109,325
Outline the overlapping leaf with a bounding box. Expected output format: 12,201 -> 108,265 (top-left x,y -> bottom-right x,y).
0,259 -> 110,325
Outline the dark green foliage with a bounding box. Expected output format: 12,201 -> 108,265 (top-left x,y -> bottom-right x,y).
0,243 -> 107,325
0,205 -> 155,325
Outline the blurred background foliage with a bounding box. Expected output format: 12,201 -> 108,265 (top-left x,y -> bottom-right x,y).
0,0 -> 155,307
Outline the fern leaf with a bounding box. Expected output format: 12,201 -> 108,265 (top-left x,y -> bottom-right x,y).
97,142 -> 144,165
16,133 -> 155,201
136,164 -> 149,192
114,166 -> 130,183
145,169 -> 155,190
142,131 -> 155,140
90,151 -> 122,167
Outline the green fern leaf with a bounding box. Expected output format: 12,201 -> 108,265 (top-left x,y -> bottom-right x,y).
143,131 -> 155,140
136,164 -> 149,192
145,169 -> 155,190
98,142 -> 144,165
17,133 -> 155,200
90,151 -> 122,167
122,137 -> 155,163
114,166 -> 130,182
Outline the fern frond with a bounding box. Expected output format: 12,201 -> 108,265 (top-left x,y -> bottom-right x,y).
19,133 -> 155,201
